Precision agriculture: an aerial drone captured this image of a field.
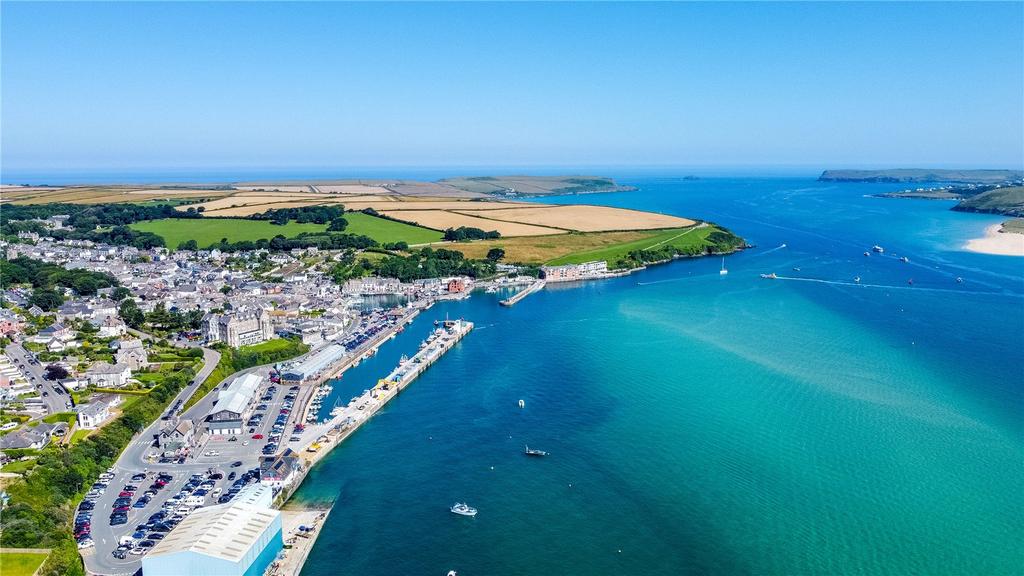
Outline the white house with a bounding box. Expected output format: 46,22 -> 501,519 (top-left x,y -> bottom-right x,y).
77,401 -> 111,429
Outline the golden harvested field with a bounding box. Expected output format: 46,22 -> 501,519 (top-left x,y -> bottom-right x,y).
203,200 -> 340,216
369,200 -> 531,211
451,230 -> 661,263
456,204 -> 695,232
235,185 -> 316,193
312,184 -> 392,194
1,186 -> 232,204
380,209 -> 566,236
125,188 -> 227,195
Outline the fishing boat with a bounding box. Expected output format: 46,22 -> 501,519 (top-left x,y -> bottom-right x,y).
450,503 -> 477,517
719,257 -> 728,275
524,446 -> 548,457
760,273 -> 778,279
872,245 -> 885,253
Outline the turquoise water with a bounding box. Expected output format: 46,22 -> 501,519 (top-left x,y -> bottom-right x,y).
294,177 -> 1023,575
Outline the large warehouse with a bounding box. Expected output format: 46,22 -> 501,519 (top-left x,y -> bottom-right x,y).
207,372 -> 261,435
142,485 -> 282,576
280,343 -> 346,385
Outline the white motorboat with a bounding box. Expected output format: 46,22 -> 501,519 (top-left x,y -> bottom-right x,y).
450,502 -> 477,517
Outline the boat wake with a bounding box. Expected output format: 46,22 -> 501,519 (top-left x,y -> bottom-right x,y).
771,275 -> 1024,298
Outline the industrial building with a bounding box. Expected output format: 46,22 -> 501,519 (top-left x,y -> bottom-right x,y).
207,373 -> 261,435
142,485 -> 282,576
280,343 -> 346,385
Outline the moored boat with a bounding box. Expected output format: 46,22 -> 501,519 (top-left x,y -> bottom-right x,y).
524,445 -> 548,456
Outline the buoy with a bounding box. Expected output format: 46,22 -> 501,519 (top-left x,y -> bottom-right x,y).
518,399 -> 525,408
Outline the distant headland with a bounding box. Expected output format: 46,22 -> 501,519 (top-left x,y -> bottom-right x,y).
819,169 -> 1023,184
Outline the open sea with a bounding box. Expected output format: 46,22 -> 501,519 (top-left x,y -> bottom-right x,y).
273,176 -> 1022,575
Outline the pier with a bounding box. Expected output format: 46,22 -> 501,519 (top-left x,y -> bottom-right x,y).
500,279 -> 545,306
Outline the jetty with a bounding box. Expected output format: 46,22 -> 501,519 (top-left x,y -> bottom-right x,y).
500,279 -> 545,307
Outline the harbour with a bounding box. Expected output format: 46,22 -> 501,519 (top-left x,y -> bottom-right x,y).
271,317 -> 475,574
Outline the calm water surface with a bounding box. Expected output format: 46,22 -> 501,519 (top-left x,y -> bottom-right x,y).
293,177 -> 1023,575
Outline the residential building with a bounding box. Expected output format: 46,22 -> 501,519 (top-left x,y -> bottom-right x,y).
86,362 -> 132,388
342,276 -> 401,295
114,338 -> 149,370
541,260 -> 609,283
203,308 -> 274,348
77,401 -> 111,429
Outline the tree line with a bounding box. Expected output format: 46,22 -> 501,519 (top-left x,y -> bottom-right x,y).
0,256 -> 120,311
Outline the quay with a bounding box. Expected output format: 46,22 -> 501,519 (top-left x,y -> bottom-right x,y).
500,279 -> 545,306
265,506 -> 332,576
273,319 -> 474,574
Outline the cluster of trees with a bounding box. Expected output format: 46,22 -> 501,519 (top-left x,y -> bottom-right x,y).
332,246 -> 498,283
249,205 -> 345,225
116,300 -> 202,333
443,226 -> 501,241
1,257 -> 120,311
0,203 -> 199,232
0,364 -> 196,576
188,232 -> 378,253
143,303 -> 204,333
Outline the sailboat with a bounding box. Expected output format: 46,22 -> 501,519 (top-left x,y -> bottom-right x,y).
719,257 -> 728,275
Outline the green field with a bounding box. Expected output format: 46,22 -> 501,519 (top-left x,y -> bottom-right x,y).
343,211 -> 443,244
0,551 -> 49,576
130,213 -> 440,249
129,218 -> 327,248
546,225 -> 717,265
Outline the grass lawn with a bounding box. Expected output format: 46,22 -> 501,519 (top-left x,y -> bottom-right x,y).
69,429 -> 92,445
546,225 -> 715,266
240,338 -> 295,355
0,551 -> 49,576
343,212 -> 443,244
128,218 -> 328,249
41,412 -> 76,426
1,458 -> 38,474
451,230 -> 663,264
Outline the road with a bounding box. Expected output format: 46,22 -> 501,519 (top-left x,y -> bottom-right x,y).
4,343 -> 72,415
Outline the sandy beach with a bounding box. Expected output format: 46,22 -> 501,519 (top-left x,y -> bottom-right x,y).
964,223 -> 1024,256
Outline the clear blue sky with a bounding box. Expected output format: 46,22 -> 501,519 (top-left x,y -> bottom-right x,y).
2,2 -> 1022,174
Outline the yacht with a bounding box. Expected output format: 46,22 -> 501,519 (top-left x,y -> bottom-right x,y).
854,276 -> 861,283
518,399 -> 525,409
899,256 -> 909,263
524,446 -> 548,457
872,245 -> 885,253
760,273 -> 778,279
719,257 -> 728,275
863,251 -> 871,257
956,277 -> 964,283
450,503 -> 477,517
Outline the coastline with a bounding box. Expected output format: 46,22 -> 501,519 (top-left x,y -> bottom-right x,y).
963,223 -> 1024,257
